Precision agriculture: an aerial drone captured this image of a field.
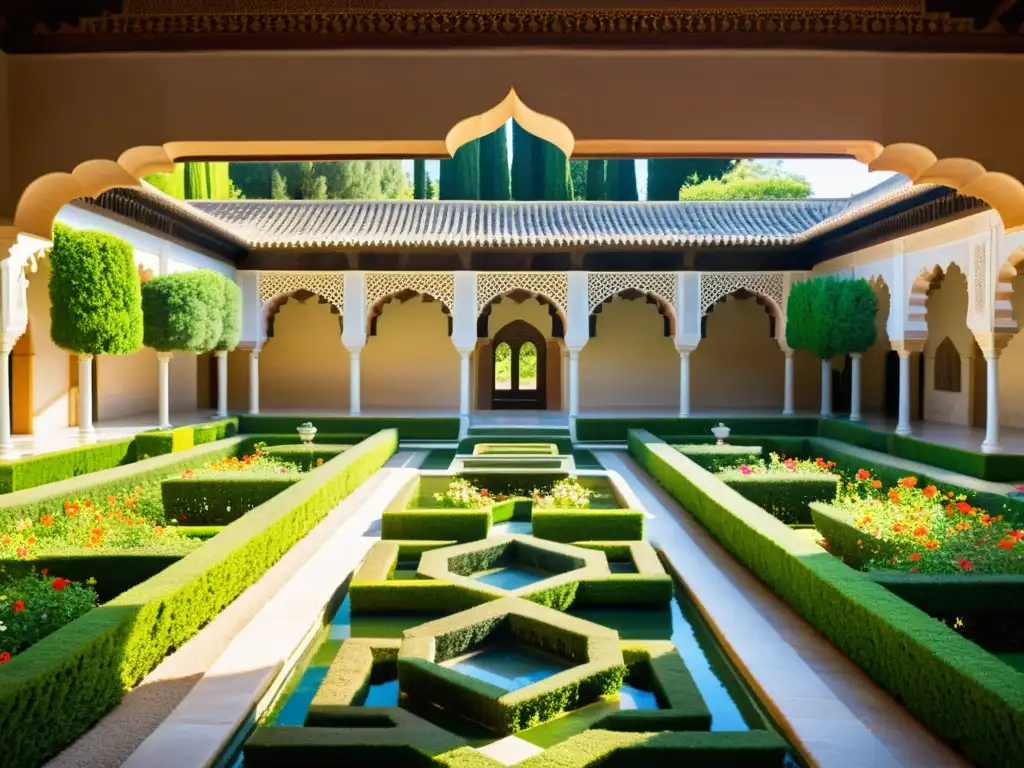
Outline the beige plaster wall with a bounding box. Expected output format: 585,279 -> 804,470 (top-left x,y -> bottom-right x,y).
227,348 -> 250,413
260,298 -> 347,411
486,298 -> 554,339
363,298 -> 458,409
999,273 -> 1024,429
169,354 -> 198,413
580,297 -> 678,409
97,348 -> 158,421
0,52 -> 9,222
923,267 -> 976,427
27,260 -> 71,433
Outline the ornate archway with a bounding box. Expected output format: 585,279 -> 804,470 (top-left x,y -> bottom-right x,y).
489,320 -> 547,410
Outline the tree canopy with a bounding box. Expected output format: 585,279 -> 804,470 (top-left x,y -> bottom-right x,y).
217,275 -> 242,352
786,277 -> 878,359
141,271 -> 225,353
647,159 -> 733,201
49,224 -> 144,356
679,160 -> 811,201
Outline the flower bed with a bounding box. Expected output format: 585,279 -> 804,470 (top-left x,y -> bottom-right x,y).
716,453 -> 840,526
0,569 -> 97,666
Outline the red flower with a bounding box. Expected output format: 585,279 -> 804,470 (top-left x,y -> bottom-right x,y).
63,501 -> 73,512
1010,530 -> 1024,542
957,501 -> 972,514
957,557 -> 974,570
856,469 -> 871,480
913,526 -> 928,537
909,552 -> 921,562
13,600 -> 24,613
51,577 -> 70,591
0,652 -> 10,664
922,486 -> 938,499
480,489 -> 489,497
900,477 -> 918,489
925,539 -> 939,550
998,539 -> 1015,550
40,568 -> 48,576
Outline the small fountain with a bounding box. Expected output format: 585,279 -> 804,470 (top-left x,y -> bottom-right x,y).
711,422 -> 731,446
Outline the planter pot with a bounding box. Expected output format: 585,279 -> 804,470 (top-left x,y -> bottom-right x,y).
710,423 -> 731,446
297,426 -> 318,445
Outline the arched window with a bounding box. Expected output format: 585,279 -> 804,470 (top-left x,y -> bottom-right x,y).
934,337 -> 961,393
494,342 -> 512,390
518,342 -> 538,390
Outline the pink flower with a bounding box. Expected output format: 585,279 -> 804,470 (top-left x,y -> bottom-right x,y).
740,466 -> 752,476
784,460 -> 796,471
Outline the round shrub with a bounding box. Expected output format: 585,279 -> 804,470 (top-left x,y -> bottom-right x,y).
142,270 -> 225,353
48,224 -> 143,355
216,273 -> 242,351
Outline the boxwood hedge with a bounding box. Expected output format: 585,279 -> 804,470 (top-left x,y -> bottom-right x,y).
0,429 -> 397,768
0,439 -> 135,495
532,510 -> 645,542
381,510 -> 491,542
719,472 -> 838,525
671,444 -> 762,473
162,475 -> 302,525
629,429 -> 1024,768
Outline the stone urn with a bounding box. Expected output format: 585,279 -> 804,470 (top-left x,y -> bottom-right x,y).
711,422 -> 731,446
296,422 -> 317,445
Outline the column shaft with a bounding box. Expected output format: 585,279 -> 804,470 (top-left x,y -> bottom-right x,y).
783,351 -> 794,416
982,351 -> 1001,454
678,350 -> 691,418
216,351 -> 229,418
820,358 -> 832,417
0,350 -> 11,452
79,355 -> 94,434
248,350 -> 260,415
849,352 -> 863,422
349,349 -> 362,416
459,350 -> 471,418
896,351 -> 912,436
157,352 -> 172,429
568,350 -> 580,419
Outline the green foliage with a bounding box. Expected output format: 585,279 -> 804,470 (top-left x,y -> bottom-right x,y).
141,271 -> 223,353
216,274 -> 242,351
678,159 -> 811,201
350,580 -> 496,614
143,165 -> 185,198
511,120 -> 542,200
570,160 -> 587,200
306,638 -> 401,713
48,224 -> 144,356
646,159 -> 733,201
0,430 -> 397,768
270,169 -> 288,199
605,160 -> 638,201
574,576 -> 674,608
238,415 -> 461,441
540,143 -> 573,201
135,427 -> 195,458
575,417 -> 820,443
786,277 -> 878,359
0,570 -> 97,660
162,476 -> 301,526
628,429 -> 1024,768
381,510 -> 491,542
479,126 -> 511,200
297,161 -> 328,200
672,444 -> 763,473
585,159 -> 606,201
231,161 -> 412,200
184,162 -> 208,199
441,141 -> 481,200
532,511 -> 644,542
719,473 -> 838,525
0,439 -> 136,495
263,444 -> 349,471
414,159 -> 427,199
867,571 -> 1024,618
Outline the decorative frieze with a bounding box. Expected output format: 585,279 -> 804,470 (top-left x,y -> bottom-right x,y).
586,272 -> 676,314
699,272 -> 785,316
365,271 -> 456,313
477,272 -> 569,317
258,271 -> 344,312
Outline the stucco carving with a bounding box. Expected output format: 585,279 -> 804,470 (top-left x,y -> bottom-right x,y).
258,271 -> 344,312
972,243 -> 988,315
699,272 -> 785,316
587,272 -> 676,315
477,272 -> 569,318
365,271 -> 456,313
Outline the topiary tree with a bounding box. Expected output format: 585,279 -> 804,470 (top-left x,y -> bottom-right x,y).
142,270 -> 226,427
835,278 -> 878,421
49,224 -> 143,432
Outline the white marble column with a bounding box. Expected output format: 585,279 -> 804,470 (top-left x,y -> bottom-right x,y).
79,354 -> 94,434
215,350 -> 229,418
981,349 -> 1001,454
783,350 -> 795,416
157,351 -> 172,429
849,352 -> 863,422
458,350 -> 471,419
248,349 -> 260,415
568,349 -> 581,419
896,350 -> 912,436
349,348 -> 362,416
678,348 -> 691,418
820,358 -> 833,418
0,349 -> 11,453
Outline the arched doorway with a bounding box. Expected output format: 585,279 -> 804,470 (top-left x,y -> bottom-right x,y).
491,320 -> 546,410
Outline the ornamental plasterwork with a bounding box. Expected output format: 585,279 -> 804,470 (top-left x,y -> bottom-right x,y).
587,272 -> 677,314
365,271 -> 456,312
699,272 -> 785,316
476,272 -> 569,317
258,271 -> 344,312
972,243 -> 988,315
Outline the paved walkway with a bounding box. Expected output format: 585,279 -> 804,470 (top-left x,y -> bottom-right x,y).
45,452 -> 423,768
597,451 -> 967,768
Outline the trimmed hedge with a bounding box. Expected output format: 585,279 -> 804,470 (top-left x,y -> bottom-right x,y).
575,417 -> 818,443
574,576 -> 674,608
0,438 -> 135,495
808,502 -> 891,569
671,444 -> 762,473
399,597 -> 626,734
472,443 -> 559,456
306,638 -> 401,720
239,415 -> 460,441
0,438 -> 246,530
381,510 -> 491,542
719,472 -> 838,525
868,572 -> 1024,618
135,426 -> 195,458
532,510 -> 645,542
629,429 -> 1024,768
162,475 -> 302,525
0,429 -> 397,768
263,443 -> 350,471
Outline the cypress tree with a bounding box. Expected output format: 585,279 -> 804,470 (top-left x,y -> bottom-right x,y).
540,144 -> 572,201
414,159 -> 427,199
270,170 -> 289,200
440,141 -> 480,200
479,126 -> 511,200
646,159 -> 733,201
184,162 -> 209,199
605,160 -> 638,201
585,159 -> 606,201
511,121 -> 542,200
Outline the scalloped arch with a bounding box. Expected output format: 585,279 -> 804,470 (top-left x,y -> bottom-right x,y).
445,89 -> 574,158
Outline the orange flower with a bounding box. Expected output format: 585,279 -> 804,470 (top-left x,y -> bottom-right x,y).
909,552 -> 921,561
316,457 -> 324,467
26,536 -> 36,545
871,480 -> 882,490
900,477 -> 918,489
998,539 -> 1015,550
106,495 -> 117,505
63,501 -> 73,511
888,489 -> 901,504
90,527 -> 104,537
67,507 -> 79,518
2,535 -> 9,545
154,526 -> 164,536
925,539 -> 939,550
922,486 -> 938,499
957,501 -> 972,514
913,526 -> 928,537
40,515 -> 54,527
856,469 -> 871,480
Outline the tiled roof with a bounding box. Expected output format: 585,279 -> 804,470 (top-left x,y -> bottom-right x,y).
114,173 -> 936,251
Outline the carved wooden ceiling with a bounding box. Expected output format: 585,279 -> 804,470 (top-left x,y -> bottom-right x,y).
2,1 -> 1023,53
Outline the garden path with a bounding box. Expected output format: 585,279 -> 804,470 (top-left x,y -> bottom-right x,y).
45,452 -> 423,768
596,450 -> 969,768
